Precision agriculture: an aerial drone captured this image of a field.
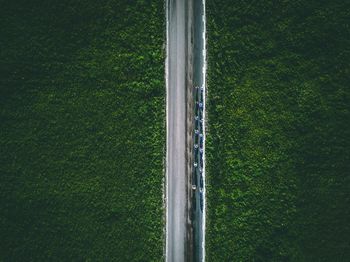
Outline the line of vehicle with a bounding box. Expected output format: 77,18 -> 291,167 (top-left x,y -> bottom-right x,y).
191,0 -> 206,260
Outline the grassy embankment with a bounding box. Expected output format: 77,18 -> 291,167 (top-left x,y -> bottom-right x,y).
0,0 -> 165,260
206,1 -> 350,261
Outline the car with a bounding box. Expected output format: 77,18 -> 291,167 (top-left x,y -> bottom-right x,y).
194,132 -> 199,144
194,150 -> 199,159
199,137 -> 203,148
200,192 -> 204,211
192,192 -> 197,210
197,120 -> 202,127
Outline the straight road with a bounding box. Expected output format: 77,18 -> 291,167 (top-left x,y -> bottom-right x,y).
166,0 -> 193,261
166,0 -> 206,261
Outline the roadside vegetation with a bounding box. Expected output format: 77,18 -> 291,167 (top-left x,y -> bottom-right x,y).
0,0 -> 164,260
206,0 -> 350,260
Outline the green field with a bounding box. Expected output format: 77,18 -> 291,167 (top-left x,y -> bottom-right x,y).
0,0 -> 164,260
206,0 -> 350,261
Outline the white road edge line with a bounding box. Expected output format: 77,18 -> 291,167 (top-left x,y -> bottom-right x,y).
202,0 -> 207,260
165,0 -> 169,260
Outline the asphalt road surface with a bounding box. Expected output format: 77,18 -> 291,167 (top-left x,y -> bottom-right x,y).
166,0 -> 193,261
166,0 -> 205,261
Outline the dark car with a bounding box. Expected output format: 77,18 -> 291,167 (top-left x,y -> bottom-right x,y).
200,192 -> 204,212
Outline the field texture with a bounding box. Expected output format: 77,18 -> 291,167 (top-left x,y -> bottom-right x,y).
0,0 -> 164,260
206,0 -> 350,261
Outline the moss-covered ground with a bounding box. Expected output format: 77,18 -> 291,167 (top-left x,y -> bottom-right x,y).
0,0 -> 164,260
206,0 -> 350,261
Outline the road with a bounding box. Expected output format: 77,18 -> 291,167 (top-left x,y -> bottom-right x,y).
166,0 -> 192,261
166,0 -> 205,261
192,0 -> 206,261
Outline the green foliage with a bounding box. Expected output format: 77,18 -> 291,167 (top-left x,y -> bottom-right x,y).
206,0 -> 350,261
0,0 -> 164,261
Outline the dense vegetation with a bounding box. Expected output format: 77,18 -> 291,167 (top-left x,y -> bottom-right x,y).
0,0 -> 164,260
206,0 -> 350,261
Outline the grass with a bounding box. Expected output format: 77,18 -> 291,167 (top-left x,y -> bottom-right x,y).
0,0 -> 165,260
206,0 -> 350,261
